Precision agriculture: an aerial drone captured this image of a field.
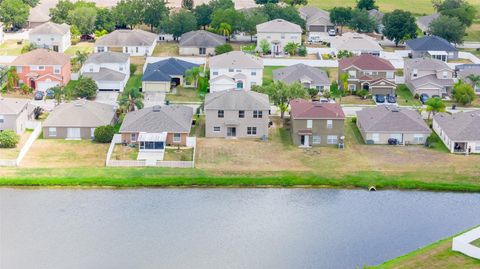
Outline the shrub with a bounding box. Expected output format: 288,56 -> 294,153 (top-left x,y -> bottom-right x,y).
130,64 -> 137,75
21,43 -> 36,54
298,46 -> 307,57
0,130 -> 20,148
215,44 -> 233,55
94,125 -> 115,143
452,81 -> 476,106
356,89 -> 369,98
74,76 -> 98,99
308,87 -> 320,99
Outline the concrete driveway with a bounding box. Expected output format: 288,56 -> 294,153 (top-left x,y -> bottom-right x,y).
144,92 -> 165,107
95,91 -> 119,106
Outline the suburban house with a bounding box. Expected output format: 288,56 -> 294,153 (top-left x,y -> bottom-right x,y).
119,105 -> 193,147
11,49 -> 71,92
29,22 -> 71,53
433,111 -> 480,154
80,52 -> 130,92
457,67 -> 480,94
204,89 -> 270,139
179,30 -> 226,56
0,98 -> 31,134
94,29 -> 158,56
417,13 -> 440,34
289,99 -> 345,147
273,63 -> 331,92
299,6 -> 335,42
27,5 -> 51,29
405,35 -> 458,62
256,19 -> 302,56
142,58 -> 198,93
404,58 -> 455,97
330,33 -> 383,56
356,106 -> 431,145
338,54 -> 396,95
209,51 -> 263,92
43,100 -> 117,140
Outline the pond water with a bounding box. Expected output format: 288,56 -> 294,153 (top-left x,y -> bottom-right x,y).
1,188 -> 479,269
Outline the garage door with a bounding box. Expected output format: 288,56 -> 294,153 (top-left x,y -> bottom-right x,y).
310,25 -> 325,32
37,81 -> 60,92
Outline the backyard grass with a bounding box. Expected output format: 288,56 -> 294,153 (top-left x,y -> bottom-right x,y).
370,229 -> 480,269
164,147 -> 194,161
152,43 -> 179,56
64,42 -> 94,56
426,132 -> 450,153
190,115 -> 205,137
396,85 -> 421,106
111,145 -> 138,160
465,19 -> 480,42
125,74 -> 142,90
0,131 -> 31,159
166,86 -> 202,102
339,95 -> 375,105
0,40 -> 24,55
263,66 -> 283,84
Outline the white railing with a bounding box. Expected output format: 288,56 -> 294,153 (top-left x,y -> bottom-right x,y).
452,226 -> 480,259
0,159 -> 17,166
0,122 -> 42,167
156,161 -> 194,168
105,134 -> 122,166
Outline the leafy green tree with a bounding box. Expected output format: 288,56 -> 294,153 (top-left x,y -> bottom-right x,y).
259,39 -> 270,55
284,42 -> 299,56
452,81 -> 476,105
214,44 -> 233,55
143,0 -> 169,31
181,0 -> 194,10
95,8 -> 116,32
298,46 -> 307,56
356,0 -> 378,10
217,23 -> 232,37
425,97 -> 446,119
466,74 -> 480,90
185,66 -> 200,87
50,85 -> 63,104
0,129 -> 20,148
349,8 -> 376,33
193,4 -> 213,29
20,84 -> 32,95
330,7 -> 352,35
113,0 -> 144,29
429,15 -> 465,45
308,87 -> 319,99
240,9 -> 268,41
70,7 -> 97,35
441,4 -> 476,27
74,76 -> 98,99
255,0 -> 278,4
161,10 -> 197,39
119,87 -> 144,112
283,0 -> 308,6
382,10 -> 417,46
22,0 -> 39,7
49,0 -> 75,24
211,8 -> 245,33
0,0 -> 29,29
21,43 -> 36,53
6,67 -> 18,91
260,3 -> 305,27
433,0 -> 466,11
94,125 -> 115,143
75,50 -> 89,66
337,50 -> 352,59
252,81 -> 308,118
208,0 -> 234,10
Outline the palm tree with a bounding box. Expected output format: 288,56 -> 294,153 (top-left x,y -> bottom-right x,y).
217,23 -> 232,38
75,51 -> 89,66
284,42 -> 299,56
119,88 -> 144,112
466,74 -> 480,91
185,67 -> 200,87
425,97 -> 446,120
6,67 -> 19,92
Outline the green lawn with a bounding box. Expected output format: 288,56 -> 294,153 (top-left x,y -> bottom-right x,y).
164,148 -> 194,161
152,43 -> 179,56
472,238 -> 480,248
0,40 -> 24,55
190,115 -> 205,137
263,66 -> 283,85
396,85 -> 421,106
125,74 -> 142,91
426,132 -> 450,153
64,42 -> 94,56
166,86 -> 202,102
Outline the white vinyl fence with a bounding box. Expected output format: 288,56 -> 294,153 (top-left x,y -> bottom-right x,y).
452,226 -> 480,259
0,122 -> 42,167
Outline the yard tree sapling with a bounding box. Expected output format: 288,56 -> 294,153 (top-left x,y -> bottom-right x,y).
252,81 -> 308,118
452,81 -> 476,105
428,15 -> 466,45
0,130 -> 20,148
425,97 -> 446,120
330,7 -> 352,35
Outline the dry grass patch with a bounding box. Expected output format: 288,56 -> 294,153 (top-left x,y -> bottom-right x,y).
0,131 -> 31,159
164,147 -> 194,161
0,40 -> 24,55
340,95 -> 375,105
152,43 -> 179,56
111,145 -> 138,160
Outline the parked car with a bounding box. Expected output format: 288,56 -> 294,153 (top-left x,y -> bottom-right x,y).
375,94 -> 385,103
388,138 -> 399,145
34,91 -> 44,100
328,29 -> 336,36
386,94 -> 396,103
420,93 -> 429,104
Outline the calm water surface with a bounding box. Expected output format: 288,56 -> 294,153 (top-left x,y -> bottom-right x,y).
0,188 -> 479,269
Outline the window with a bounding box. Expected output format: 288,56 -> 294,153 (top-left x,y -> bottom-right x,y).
413,134 -> 424,143
135,47 -> 139,53
213,126 -> 221,132
119,65 -> 124,71
290,35 -> 297,39
281,34 -> 285,39
348,70 -> 356,78
38,66 -> 45,70
90,128 -> 95,138
0,115 -> 4,123
131,133 -> 137,142
386,72 -> 394,79
372,133 -> 380,142
253,110 -> 263,118
475,144 -> 480,151
89,67 -> 94,72
251,71 -> 256,76
348,84 -> 356,91
199,47 -> 206,55
327,135 -> 338,144
236,81 -> 244,89
236,69 -> 241,72
316,85 -> 324,91
218,110 -> 224,118
313,135 -> 321,144
49,128 -> 57,137
307,120 -> 312,128
173,133 -> 181,143
212,71 -> 218,76
50,37 -> 55,41
239,110 -> 245,118
326,120 -> 333,129
412,69 -> 418,77
54,66 -> 61,74
228,68 -> 234,72
442,71 -> 448,79
267,36 -> 271,39
16,66 -> 23,73
247,127 -> 257,135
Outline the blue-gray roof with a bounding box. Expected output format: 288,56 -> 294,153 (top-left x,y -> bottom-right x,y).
405,35 -> 457,52
142,58 -> 199,82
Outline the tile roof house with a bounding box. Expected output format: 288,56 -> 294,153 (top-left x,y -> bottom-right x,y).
119,105 -> 193,148
142,58 -> 198,93
179,30 -> 226,56
338,54 -> 396,95
29,22 -> 71,53
416,13 -> 440,34
204,89 -> 270,138
404,58 -> 454,97
256,19 -> 302,56
94,29 -> 158,56
330,32 -> 383,56
299,6 -> 335,42
356,106 -> 431,145
289,99 -> 345,147
433,111 -> 480,154
209,51 -> 263,92
80,52 -> 130,92
405,35 -> 458,62
11,49 -> 71,92
457,67 -> 480,94
43,100 -> 117,140
0,98 -> 32,134
273,64 -> 331,92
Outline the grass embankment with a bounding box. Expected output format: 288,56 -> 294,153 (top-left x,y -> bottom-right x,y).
370,227 -> 480,269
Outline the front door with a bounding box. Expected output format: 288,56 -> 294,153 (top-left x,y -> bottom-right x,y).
227,127 -> 236,137
53,45 -> 59,52
300,135 -> 309,146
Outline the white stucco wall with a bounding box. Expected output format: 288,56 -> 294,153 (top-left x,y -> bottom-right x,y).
29,32 -> 71,52
210,67 -> 263,92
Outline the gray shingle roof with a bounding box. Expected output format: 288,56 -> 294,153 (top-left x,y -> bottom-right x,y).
405,58 -> 451,71
85,52 -> 129,64
405,35 -> 457,52
256,19 -> 302,33
357,106 -> 431,133
82,68 -> 126,82
95,29 -> 157,47
209,51 -> 263,69
120,105 -> 193,133
273,64 -> 330,85
142,58 -> 198,82
417,13 -> 440,32
43,100 -> 116,127
30,22 -> 70,35
204,89 -> 270,110
179,30 -> 226,48
409,74 -> 454,88
434,111 -> 480,141
0,98 -> 29,115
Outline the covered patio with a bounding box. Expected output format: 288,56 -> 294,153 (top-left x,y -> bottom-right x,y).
137,132 -> 167,162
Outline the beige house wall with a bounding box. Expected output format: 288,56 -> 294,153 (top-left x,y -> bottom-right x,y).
205,109 -> 269,138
